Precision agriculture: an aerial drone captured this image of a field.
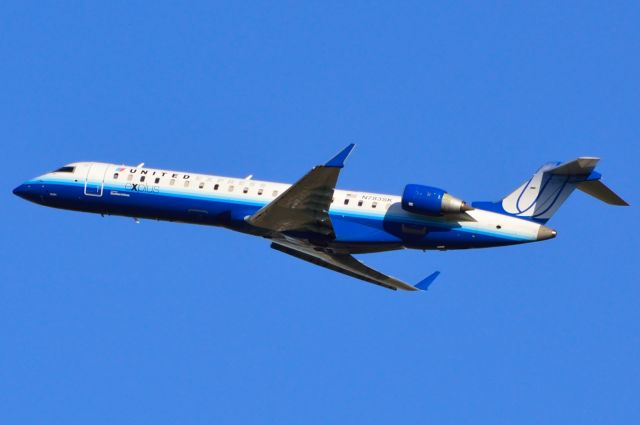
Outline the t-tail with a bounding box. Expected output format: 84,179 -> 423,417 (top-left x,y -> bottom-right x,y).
473,157 -> 629,223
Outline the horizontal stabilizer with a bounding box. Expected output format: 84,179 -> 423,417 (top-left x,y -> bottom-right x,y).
549,157 -> 600,175
576,180 -> 629,206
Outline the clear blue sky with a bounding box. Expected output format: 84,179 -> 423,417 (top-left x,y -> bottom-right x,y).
2,2 -> 638,424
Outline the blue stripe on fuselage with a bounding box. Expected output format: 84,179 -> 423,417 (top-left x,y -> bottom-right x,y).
32,178 -> 530,249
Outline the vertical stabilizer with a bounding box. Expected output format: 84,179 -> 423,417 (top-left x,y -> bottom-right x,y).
473,157 -> 628,223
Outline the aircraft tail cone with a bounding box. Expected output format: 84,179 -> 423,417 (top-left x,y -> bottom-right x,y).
537,225 -> 557,241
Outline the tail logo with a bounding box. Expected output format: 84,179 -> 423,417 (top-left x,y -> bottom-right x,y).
502,164 -> 575,221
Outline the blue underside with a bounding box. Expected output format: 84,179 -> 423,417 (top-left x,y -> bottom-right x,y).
20,179 -> 529,251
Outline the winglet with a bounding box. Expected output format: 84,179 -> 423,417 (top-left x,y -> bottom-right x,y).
415,271 -> 441,291
325,144 -> 356,168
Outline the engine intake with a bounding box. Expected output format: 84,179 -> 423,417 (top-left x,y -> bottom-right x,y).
402,184 -> 472,216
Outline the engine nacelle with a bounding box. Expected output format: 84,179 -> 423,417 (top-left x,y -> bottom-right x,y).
402,184 -> 472,215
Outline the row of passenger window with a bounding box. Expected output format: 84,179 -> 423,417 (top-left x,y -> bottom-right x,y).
112,172 -> 386,209
113,172 -> 281,197
344,198 -> 379,208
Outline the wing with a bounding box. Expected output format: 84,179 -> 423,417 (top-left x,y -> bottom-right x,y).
271,240 -> 440,291
245,144 -> 355,238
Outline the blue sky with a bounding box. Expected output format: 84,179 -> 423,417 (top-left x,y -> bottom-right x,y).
1,1 -> 638,423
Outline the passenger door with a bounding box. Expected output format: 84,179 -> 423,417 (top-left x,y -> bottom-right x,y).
84,163 -> 109,197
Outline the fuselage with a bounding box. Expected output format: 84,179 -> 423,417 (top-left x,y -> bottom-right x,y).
13,162 -> 555,253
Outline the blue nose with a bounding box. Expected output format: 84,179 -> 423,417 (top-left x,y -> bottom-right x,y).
13,184 -> 29,198
13,183 -> 43,203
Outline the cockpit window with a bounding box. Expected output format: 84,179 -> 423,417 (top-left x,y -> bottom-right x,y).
55,166 -> 75,173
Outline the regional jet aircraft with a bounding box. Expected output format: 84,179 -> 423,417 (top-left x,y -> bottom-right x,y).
13,145 -> 628,291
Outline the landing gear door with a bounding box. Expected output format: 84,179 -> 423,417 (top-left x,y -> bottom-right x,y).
84,163 -> 109,197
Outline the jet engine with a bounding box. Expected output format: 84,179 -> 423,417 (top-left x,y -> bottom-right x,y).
401,184 -> 472,215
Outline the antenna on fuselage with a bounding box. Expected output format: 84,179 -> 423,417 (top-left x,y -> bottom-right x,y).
136,162 -> 145,168
245,174 -> 253,180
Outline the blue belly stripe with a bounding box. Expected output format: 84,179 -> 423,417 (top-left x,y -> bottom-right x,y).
31,177 -> 532,247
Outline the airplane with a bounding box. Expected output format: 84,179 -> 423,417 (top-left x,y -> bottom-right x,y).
13,145 -> 628,291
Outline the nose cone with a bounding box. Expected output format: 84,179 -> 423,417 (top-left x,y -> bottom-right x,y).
13,183 -> 43,203
537,225 -> 557,241
13,184 -> 29,199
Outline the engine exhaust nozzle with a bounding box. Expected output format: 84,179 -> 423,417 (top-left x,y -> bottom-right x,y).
442,193 -> 474,214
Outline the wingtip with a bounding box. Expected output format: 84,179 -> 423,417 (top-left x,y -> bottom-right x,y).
325,144 -> 356,168
415,271 -> 441,291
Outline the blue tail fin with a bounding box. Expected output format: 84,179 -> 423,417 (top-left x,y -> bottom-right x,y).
473,157 -> 628,223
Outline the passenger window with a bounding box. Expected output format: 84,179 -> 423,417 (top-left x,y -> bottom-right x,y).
372,202 -> 377,208
358,200 -> 363,207
214,184 -> 219,191
257,188 -> 263,195
184,181 -> 190,187
272,190 -> 278,197
229,185 -> 234,192
155,177 -> 160,184
243,187 -> 248,194
170,179 -> 175,186
140,176 -> 146,182
344,199 -> 349,205
113,173 -> 119,180
127,174 -> 133,181
199,182 -> 204,189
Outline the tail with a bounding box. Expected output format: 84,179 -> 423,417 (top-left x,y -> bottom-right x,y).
473,157 -> 629,223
